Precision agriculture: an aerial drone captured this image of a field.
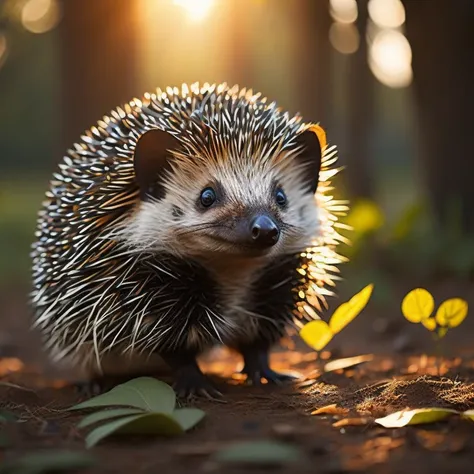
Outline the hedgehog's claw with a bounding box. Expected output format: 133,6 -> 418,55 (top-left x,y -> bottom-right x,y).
74,380 -> 104,398
240,349 -> 301,386
172,369 -> 225,402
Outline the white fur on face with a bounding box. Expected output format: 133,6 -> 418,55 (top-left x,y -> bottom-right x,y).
118,149 -> 321,262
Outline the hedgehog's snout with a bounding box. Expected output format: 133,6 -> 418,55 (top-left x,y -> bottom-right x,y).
250,215 -> 280,248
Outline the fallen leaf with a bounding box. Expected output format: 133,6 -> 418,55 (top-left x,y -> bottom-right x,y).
212,440 -> 303,466
0,450 -> 96,474
435,298 -> 468,328
416,429 -> 466,452
375,408 -> 458,428
71,377 -> 176,414
311,404 -> 349,416
85,413 -> 184,448
324,354 -> 374,372
77,407 -> 144,429
332,417 -> 371,428
401,288 -> 434,323
329,284 -> 374,334
299,320 -> 333,351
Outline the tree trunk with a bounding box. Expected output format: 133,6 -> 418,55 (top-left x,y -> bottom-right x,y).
345,0 -> 375,200
403,0 -> 474,233
294,0 -> 331,125
58,0 -> 139,153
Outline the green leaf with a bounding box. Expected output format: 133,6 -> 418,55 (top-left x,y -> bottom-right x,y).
213,440 -> 302,465
0,450 -> 95,474
77,407 -> 144,429
71,377 -> 176,413
85,413 -> 185,448
172,407 -> 206,431
375,408 -> 458,428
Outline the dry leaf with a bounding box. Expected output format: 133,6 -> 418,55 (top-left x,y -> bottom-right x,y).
329,284 -> 374,334
416,429 -> 466,453
401,288 -> 434,323
311,404 -> 349,416
375,408 -> 458,428
324,354 -> 374,372
332,417 -> 371,428
435,298 -> 468,328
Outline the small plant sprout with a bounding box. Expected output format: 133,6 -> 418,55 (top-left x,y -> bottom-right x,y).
401,288 -> 468,374
299,284 -> 374,351
69,377 -> 205,448
401,288 -> 468,339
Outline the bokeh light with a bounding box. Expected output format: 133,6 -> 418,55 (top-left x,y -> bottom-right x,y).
21,0 -> 61,34
0,34 -> 7,70
368,0 -> 405,29
174,0 -> 214,21
369,29 -> 412,88
329,22 -> 360,55
329,0 -> 358,24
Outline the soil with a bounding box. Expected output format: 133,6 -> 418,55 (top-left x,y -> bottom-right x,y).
2,279 -> 474,473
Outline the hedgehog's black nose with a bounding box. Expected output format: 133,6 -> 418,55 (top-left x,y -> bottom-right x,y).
250,215 -> 280,247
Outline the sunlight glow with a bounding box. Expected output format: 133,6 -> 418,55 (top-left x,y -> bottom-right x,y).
329,22 -> 359,54
369,29 -> 412,88
174,0 -> 214,21
329,0 -> 358,24
0,34 -> 7,70
368,0 -> 405,29
21,0 -> 61,34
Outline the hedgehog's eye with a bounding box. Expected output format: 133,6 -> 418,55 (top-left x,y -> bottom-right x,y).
275,188 -> 287,207
200,187 -> 217,208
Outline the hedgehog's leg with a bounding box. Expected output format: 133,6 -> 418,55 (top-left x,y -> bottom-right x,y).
161,352 -> 223,400
239,345 -> 301,386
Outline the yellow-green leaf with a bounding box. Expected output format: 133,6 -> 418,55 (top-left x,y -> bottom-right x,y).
329,284 -> 374,334
435,298 -> 468,328
421,317 -> 437,331
299,320 -> 333,351
375,408 -> 458,428
345,199 -> 384,235
461,410 -> 474,421
401,288 -> 435,323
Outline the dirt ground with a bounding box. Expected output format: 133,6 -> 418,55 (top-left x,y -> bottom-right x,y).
2,279 -> 474,473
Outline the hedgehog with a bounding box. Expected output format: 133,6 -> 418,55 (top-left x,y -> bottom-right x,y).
30,82 -> 348,398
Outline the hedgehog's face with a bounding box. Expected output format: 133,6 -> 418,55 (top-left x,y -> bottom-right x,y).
129,127 -> 323,261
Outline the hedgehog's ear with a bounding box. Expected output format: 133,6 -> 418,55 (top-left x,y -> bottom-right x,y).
294,125 -> 325,194
133,129 -> 180,200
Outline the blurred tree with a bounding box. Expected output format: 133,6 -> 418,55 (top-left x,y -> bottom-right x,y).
59,0 -> 139,152
403,0 -> 474,234
345,0 -> 375,200
294,0 -> 331,125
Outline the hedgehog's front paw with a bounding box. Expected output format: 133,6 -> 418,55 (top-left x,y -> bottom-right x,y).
173,366 -> 223,401
162,353 -> 224,401
74,379 -> 105,398
240,348 -> 301,386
